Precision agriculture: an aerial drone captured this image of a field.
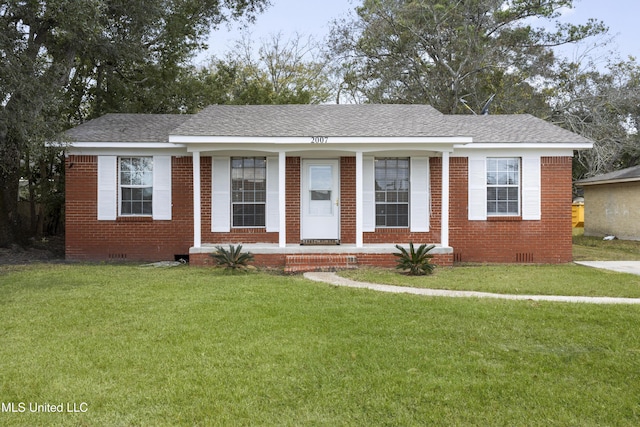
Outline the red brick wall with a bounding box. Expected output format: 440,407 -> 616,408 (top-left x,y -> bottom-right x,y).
449,156 -> 573,263
67,154 -> 572,265
65,155 -> 194,261
363,157 -> 442,244
286,157 -> 301,243
340,157 -> 356,244
200,157 -> 279,245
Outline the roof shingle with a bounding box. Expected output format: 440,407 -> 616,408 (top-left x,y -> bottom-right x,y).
65,114 -> 191,143
171,104 -> 448,138
64,104 -> 593,145
576,165 -> 640,185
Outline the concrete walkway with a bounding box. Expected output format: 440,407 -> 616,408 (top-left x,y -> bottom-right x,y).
303,271 -> 640,305
575,261 -> 640,276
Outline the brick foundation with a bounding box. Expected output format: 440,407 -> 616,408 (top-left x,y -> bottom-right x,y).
190,251 -> 453,270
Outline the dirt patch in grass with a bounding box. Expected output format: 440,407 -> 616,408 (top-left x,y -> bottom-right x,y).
0,235 -> 65,265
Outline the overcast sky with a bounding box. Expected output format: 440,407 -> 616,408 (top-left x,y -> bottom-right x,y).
199,0 -> 640,67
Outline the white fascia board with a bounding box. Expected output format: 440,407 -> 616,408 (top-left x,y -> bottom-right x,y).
66,147 -> 189,157
170,135 -> 472,145
453,146 -> 580,158
453,142 -> 592,150
67,141 -> 187,149
185,144 -> 457,156
577,177 -> 640,186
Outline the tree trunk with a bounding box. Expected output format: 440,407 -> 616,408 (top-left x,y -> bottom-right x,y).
0,164 -> 21,247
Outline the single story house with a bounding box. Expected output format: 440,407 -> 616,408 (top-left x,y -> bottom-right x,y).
63,104 -> 592,270
575,165 -> 640,240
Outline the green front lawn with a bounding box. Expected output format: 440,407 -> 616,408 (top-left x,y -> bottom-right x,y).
573,233 -> 640,261
1,264 -> 640,426
339,264 -> 640,297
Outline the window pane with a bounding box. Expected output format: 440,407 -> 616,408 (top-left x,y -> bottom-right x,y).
254,191 -> 266,203
309,165 -> 332,190
233,204 -> 265,227
119,156 -> 153,216
375,157 -> 410,227
311,190 -> 331,201
507,187 -> 518,200
497,187 -> 508,200
487,187 -> 497,201
142,201 -> 152,215
231,157 -> 267,227
255,167 -> 266,181
486,157 -> 520,215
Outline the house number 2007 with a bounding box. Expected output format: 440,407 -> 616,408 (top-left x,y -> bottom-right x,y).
310,136 -> 328,143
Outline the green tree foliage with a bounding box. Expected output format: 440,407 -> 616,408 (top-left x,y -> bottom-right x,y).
198,33 -> 333,105
328,0 -> 606,113
0,0 -> 268,246
550,57 -> 640,178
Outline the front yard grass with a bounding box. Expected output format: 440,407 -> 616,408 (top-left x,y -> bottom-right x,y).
338,233 -> 640,297
338,264 -> 640,297
1,264 -> 640,426
573,232 -> 640,261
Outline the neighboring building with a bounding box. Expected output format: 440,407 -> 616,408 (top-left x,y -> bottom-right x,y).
576,165 -> 640,240
62,104 -> 592,269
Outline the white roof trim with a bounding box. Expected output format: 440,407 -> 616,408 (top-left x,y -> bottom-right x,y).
169,135 -> 472,144
454,142 -> 593,149
577,177 -> 640,186
67,142 -> 187,149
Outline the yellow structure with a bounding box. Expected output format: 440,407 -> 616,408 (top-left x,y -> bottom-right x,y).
572,202 -> 584,228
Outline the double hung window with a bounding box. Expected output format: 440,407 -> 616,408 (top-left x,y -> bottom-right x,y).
231,157 -> 267,227
119,157 -> 153,216
486,158 -> 520,216
375,158 -> 410,227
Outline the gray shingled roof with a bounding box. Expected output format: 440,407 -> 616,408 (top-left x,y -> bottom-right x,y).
444,115 -> 591,144
576,165 -> 640,185
65,104 -> 592,144
65,114 -> 191,143
171,104 -> 450,138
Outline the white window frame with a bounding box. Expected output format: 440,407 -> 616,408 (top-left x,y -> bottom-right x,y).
374,157 -> 410,228
119,156 -> 153,217
486,157 -> 520,216
231,156 -> 267,228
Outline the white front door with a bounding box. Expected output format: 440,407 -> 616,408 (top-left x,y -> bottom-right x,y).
301,159 -> 340,241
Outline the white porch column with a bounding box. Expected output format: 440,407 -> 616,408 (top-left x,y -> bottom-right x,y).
355,151 -> 364,248
192,151 -> 202,248
441,151 -> 450,247
278,151 -> 287,248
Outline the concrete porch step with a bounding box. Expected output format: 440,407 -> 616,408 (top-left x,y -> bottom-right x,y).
284,254 -> 358,273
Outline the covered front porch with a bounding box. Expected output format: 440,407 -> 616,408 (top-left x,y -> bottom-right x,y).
176,134 -> 468,270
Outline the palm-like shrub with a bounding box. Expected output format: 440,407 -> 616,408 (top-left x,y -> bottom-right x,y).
394,243 -> 436,276
210,245 -> 254,270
